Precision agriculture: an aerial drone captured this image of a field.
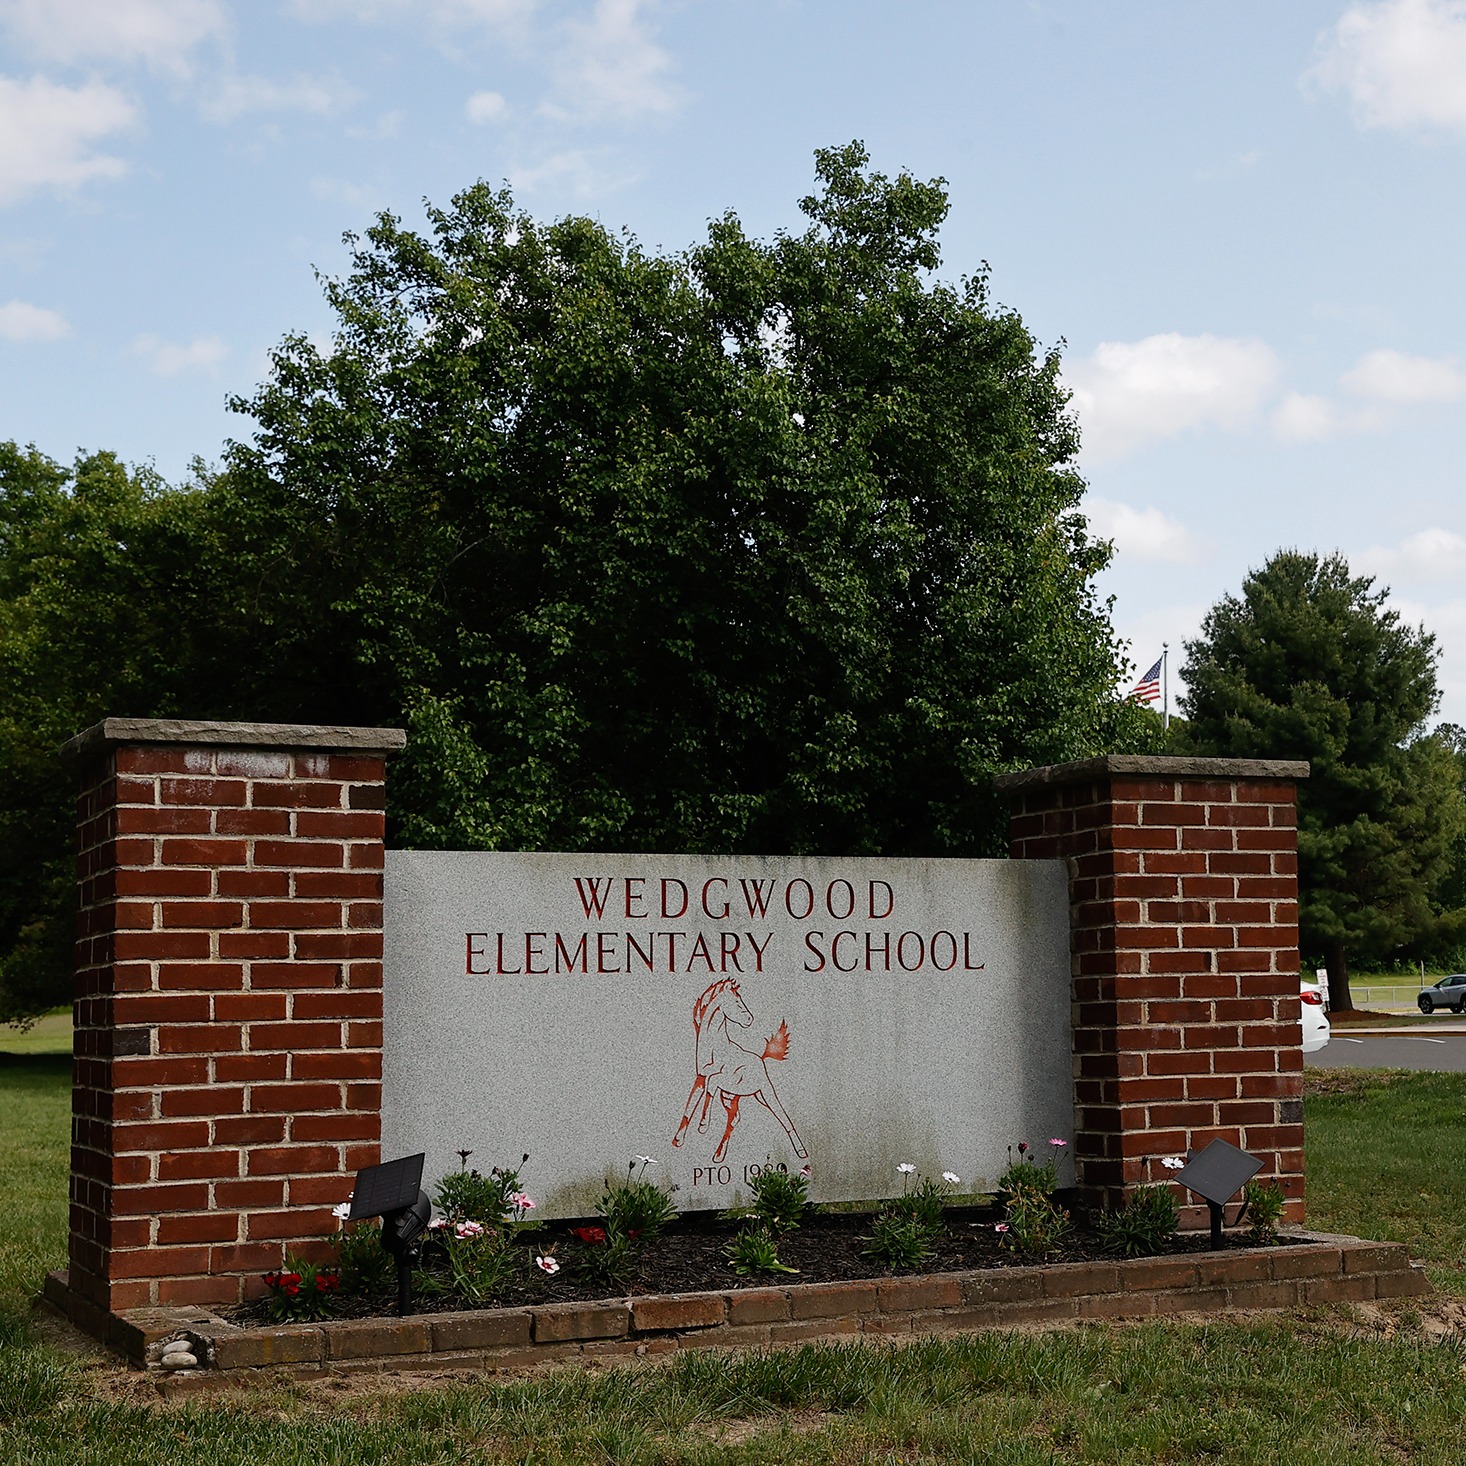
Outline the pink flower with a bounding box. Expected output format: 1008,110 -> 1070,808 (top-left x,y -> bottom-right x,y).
455,1220 -> 484,1239
799,1164 -> 813,1179
994,1223 -> 1009,1234
510,1192 -> 536,1215
1049,1138 -> 1067,1148
535,1255 -> 560,1275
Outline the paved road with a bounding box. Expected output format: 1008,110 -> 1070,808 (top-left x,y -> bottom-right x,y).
1307,1029 -> 1466,1071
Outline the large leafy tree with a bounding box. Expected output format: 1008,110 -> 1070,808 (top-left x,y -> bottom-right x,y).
2,143 -> 1150,1023
1181,550 -> 1465,1010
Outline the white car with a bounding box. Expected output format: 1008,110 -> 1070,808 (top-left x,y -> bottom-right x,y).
1301,979 -> 1330,1053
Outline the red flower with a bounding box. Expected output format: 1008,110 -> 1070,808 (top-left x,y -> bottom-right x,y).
570,1225 -> 607,1246
316,1271 -> 341,1292
262,1271 -> 281,1288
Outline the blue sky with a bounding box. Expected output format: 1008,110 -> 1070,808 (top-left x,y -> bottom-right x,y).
3,1 -> 1466,722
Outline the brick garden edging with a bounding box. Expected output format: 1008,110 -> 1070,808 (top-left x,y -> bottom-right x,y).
44,1233 -> 1430,1379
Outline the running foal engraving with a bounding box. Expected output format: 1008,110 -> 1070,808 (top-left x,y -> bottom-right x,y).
671,977 -> 807,1163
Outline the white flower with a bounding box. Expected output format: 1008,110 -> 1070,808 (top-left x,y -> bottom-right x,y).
1162,1156 -> 1185,1170
942,1171 -> 961,1185
897,1162 -> 916,1175
455,1220 -> 484,1239
332,1202 -> 352,1221
535,1255 -> 560,1275
634,1155 -> 657,1166
428,1216 -> 448,1230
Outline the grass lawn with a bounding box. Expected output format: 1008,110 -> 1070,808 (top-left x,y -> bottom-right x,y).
1,1063 -> 1464,1463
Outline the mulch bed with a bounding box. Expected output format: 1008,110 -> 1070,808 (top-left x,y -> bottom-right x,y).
228,1203 -> 1309,1327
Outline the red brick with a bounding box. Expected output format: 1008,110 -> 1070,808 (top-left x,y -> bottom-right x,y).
213,1115 -> 287,1145
113,1056 -> 209,1087
116,806 -> 212,835
324,754 -> 387,781
156,1275 -> 240,1306
249,901 -> 346,929
213,1053 -> 289,1082
249,1082 -> 344,1112
115,868 -> 212,897
217,869 -> 291,898
247,1207 -> 337,1240
295,810 -> 384,839
158,1150 -> 240,1180
248,1145 -> 340,1176
347,1020 -> 383,1047
212,992 -> 288,1022
288,1174 -> 357,1206
114,931 -> 211,961
160,777 -> 247,807
111,1182 -> 210,1215
117,748 -> 205,775
293,932 -> 381,960
161,901 -> 244,928
291,1113 -> 379,1142
251,962 -> 342,989
112,1120 -> 211,1151
112,993 -> 210,1024
218,931 -> 291,959
156,1024 -> 242,1054
161,1087 -> 245,1117
215,1178 -> 285,1209
291,1051 -> 380,1080
255,840 -> 345,868
293,871 -> 382,900
157,1212 -> 241,1244
253,783 -> 345,809
109,1244 -> 213,1279
292,990 -> 381,1019
161,838 -> 248,866
214,809 -> 293,836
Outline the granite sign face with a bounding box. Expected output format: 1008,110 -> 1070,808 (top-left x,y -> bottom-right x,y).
382,852 -> 1072,1217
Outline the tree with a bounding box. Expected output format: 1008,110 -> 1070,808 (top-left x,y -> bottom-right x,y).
2,143 -> 1153,1022
1180,550 -> 1465,1010
224,142 -> 1150,857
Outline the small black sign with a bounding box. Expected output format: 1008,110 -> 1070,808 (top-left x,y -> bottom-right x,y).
1176,1138 -> 1263,1206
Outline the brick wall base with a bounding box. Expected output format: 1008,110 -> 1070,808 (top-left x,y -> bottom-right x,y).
997,756 -> 1310,1223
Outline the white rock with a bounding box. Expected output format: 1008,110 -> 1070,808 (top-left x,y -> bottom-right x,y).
161,1349 -> 199,1369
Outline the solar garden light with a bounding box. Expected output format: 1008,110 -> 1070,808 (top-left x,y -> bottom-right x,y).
348,1153 -> 432,1316
1174,1138 -> 1264,1250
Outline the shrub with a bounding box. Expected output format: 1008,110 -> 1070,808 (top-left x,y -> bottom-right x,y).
998,1187 -> 1072,1256
1241,1179 -> 1287,1245
261,1257 -> 341,1322
567,1224 -> 640,1290
864,1212 -> 935,1269
745,1162 -> 812,1233
726,1225 -> 798,1276
601,1157 -> 679,1242
1092,1184 -> 1179,1258
435,1153 -> 530,1225
332,1220 -> 393,1295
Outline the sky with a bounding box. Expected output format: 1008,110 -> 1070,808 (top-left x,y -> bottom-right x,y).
3,0 -> 1466,722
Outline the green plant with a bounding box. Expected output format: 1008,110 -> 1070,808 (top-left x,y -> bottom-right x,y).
601,1156 -> 679,1242
998,1187 -> 1072,1256
746,1161 -> 812,1233
434,1152 -> 531,1225
889,1175 -> 952,1231
997,1139 -> 1067,1197
567,1224 -> 640,1290
331,1219 -> 394,1295
260,1256 -> 341,1322
864,1211 -> 935,1269
1092,1184 -> 1180,1258
439,1222 -> 519,1305
1240,1179 -> 1287,1245
726,1224 -> 799,1276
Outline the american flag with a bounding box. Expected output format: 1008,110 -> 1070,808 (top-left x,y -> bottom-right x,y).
1129,656 -> 1163,705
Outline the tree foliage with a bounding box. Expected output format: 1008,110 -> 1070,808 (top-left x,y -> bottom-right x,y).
1180,550 -> 1466,1007
1,144 -> 1149,1022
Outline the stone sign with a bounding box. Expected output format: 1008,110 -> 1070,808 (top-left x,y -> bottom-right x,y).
382,852 -> 1072,1217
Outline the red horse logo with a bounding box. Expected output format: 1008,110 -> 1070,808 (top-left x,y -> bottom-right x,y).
672,977 -> 807,1163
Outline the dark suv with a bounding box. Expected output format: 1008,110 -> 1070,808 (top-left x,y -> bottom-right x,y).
1418,975 -> 1466,1014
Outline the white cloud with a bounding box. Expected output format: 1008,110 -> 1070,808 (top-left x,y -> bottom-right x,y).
200,73 -> 359,123
0,0 -> 226,75
508,146 -> 635,196
1084,497 -> 1205,564
1356,526 -> 1466,584
465,89 -> 509,123
1272,391 -> 1358,442
132,332 -> 227,376
1063,332 -> 1281,461
0,299 -> 70,340
1309,0 -> 1466,135
0,75 -> 136,205
544,0 -> 680,121
1341,347 -> 1466,402
289,0 -> 534,31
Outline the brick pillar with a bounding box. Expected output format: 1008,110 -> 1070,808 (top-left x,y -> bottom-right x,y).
995,755 -> 1310,1225
62,718 -> 405,1314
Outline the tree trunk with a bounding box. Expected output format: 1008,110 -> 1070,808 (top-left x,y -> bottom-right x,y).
1324,939 -> 1353,1013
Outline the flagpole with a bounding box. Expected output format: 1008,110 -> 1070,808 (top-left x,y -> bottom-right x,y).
1162,643 -> 1169,732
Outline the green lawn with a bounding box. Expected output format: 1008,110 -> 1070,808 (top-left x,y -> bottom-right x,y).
1,1065 -> 1464,1464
